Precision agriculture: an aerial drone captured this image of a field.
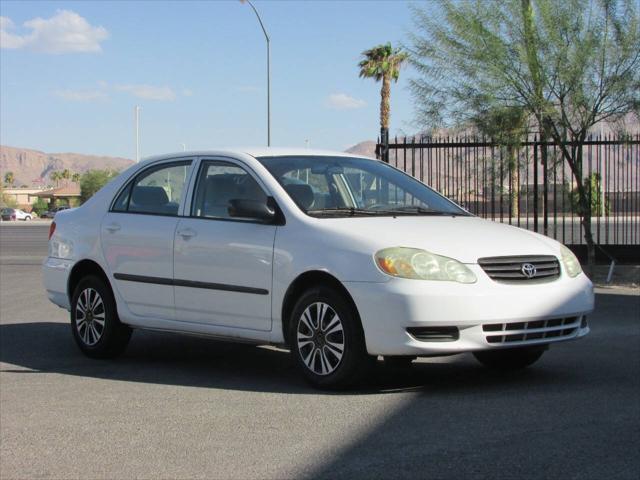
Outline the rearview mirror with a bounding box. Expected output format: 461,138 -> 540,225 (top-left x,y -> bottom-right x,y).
228,199 -> 275,222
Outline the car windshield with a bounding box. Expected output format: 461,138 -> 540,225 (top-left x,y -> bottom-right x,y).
2,208 -> 15,214
256,155 -> 468,217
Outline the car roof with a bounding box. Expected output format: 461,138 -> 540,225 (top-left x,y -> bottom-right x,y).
139,147 -> 376,165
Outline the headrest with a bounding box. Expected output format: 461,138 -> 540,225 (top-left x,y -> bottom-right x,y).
284,184 -> 314,210
131,186 -> 169,207
208,174 -> 237,192
204,175 -> 239,204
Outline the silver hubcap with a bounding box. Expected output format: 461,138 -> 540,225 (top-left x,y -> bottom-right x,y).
297,302 -> 344,376
75,288 -> 106,346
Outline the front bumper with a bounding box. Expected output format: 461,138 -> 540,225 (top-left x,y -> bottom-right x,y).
345,266 -> 594,356
42,257 -> 73,310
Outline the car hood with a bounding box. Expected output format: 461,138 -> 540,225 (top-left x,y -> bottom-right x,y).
317,215 -> 561,264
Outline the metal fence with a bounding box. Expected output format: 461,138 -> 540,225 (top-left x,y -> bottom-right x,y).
376,134 -> 639,258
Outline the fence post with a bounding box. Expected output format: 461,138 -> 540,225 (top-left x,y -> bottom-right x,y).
543,138 -> 549,236
533,135 -> 539,233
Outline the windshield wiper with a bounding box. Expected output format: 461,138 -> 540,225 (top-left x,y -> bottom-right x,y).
383,206 -> 467,216
307,206 -> 468,217
306,207 -> 387,217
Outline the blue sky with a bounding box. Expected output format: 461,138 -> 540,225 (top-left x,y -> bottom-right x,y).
1,0 -> 421,159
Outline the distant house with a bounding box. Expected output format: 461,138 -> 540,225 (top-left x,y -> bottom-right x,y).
32,184 -> 81,208
1,187 -> 48,209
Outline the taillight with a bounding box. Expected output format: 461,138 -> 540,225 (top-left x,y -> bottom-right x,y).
48,221 -> 56,240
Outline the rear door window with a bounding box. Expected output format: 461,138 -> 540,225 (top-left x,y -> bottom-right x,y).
112,161 -> 191,216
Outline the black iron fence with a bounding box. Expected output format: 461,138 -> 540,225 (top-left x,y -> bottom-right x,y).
376,134 -> 639,260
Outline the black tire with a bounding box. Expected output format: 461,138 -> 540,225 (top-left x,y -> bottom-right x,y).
289,287 -> 374,389
71,275 -> 132,358
473,346 -> 546,370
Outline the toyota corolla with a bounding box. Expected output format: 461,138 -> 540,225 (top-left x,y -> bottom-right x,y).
43,149 -> 594,388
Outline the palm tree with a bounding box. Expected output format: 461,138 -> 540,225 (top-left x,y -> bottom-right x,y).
358,43 -> 408,162
71,173 -> 81,184
61,169 -> 71,184
50,171 -> 62,187
4,171 -> 14,187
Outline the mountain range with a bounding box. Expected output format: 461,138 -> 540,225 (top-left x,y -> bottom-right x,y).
1,144 -> 377,188
0,145 -> 134,187
2,129 -> 636,189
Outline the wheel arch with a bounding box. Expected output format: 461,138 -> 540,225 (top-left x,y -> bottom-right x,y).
67,259 -> 112,303
281,270 -> 361,346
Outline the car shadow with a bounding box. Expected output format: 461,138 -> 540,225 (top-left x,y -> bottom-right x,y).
302,291 -> 640,480
0,321 -> 588,395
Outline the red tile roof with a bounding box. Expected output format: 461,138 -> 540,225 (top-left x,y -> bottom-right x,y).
33,184 -> 81,197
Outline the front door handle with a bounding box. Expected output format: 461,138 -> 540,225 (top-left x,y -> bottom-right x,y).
177,228 -> 197,239
104,223 -> 121,233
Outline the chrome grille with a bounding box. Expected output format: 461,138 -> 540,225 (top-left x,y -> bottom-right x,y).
478,255 -> 560,282
483,317 -> 580,344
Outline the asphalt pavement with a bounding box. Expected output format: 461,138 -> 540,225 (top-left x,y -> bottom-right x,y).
0,224 -> 638,479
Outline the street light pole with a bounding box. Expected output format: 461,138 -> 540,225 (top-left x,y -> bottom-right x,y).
134,105 -> 141,162
241,0 -> 270,147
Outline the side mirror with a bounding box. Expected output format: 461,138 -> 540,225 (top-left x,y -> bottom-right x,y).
228,199 -> 276,222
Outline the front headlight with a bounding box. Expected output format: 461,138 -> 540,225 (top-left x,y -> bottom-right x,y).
560,244 -> 582,278
375,247 -> 476,283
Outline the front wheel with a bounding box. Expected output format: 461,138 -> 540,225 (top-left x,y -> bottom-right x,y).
473,346 -> 546,370
71,275 -> 132,358
24,216 -> 31,221
289,287 -> 374,389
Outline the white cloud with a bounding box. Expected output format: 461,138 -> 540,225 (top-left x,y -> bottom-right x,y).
1,17 -> 24,48
52,82 -> 180,102
54,89 -> 107,101
326,93 -> 366,110
1,10 -> 108,54
116,84 -> 176,101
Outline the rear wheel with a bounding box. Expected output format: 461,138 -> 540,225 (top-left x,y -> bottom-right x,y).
71,275 -> 131,358
289,287 -> 374,389
473,346 -> 546,370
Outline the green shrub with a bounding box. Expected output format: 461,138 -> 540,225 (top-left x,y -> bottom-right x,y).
31,198 -> 49,216
570,173 -> 609,217
80,169 -> 119,203
1,193 -> 18,208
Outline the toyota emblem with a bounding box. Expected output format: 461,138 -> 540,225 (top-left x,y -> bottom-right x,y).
521,263 -> 537,278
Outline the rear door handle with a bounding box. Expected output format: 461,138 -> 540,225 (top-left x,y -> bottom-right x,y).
104,223 -> 121,233
177,228 -> 197,239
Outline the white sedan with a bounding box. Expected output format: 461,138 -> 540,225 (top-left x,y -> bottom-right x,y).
43,149 -> 593,388
1,208 -> 33,221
